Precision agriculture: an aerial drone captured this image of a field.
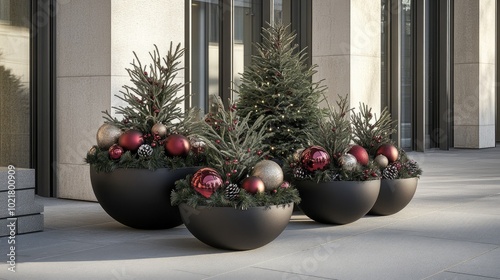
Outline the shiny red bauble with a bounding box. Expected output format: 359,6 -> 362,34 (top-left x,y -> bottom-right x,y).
165,134 -> 191,157
300,145 -> 331,172
118,130 -> 144,151
348,145 -> 369,166
191,168 -> 223,198
376,144 -> 399,162
241,176 -> 265,194
108,144 -> 124,160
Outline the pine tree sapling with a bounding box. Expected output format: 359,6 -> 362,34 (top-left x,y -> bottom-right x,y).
171,95 -> 300,210
236,23 -> 325,160
85,43 -> 207,172
285,95 -> 380,182
351,103 -> 422,179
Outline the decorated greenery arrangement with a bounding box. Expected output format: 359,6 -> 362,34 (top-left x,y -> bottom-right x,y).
85,43 -> 206,172
171,95 -> 301,210
236,22 -> 326,160
351,103 -> 422,179
286,95 -> 381,183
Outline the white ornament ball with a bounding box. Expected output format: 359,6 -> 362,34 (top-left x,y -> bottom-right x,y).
340,154 -> 358,171
374,154 -> 389,168
251,160 -> 284,191
96,123 -> 122,149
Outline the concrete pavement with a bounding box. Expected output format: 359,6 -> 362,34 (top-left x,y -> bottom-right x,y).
1,146 -> 499,279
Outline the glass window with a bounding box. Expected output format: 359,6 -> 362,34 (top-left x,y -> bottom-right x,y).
192,0 -> 220,112
400,0 -> 413,149
0,0 -> 31,167
233,0 -> 262,100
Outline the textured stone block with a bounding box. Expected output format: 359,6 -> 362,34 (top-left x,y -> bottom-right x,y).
0,214 -> 44,237
0,189 -> 44,218
0,167 -> 35,191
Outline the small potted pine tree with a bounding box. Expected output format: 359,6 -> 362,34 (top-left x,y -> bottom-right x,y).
236,23 -> 325,162
86,43 -> 205,229
287,96 -> 381,225
351,103 -> 422,215
171,95 -> 300,250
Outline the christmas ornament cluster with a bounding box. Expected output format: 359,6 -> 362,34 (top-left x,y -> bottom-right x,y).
93,122 -> 200,161
287,95 -> 422,183
171,96 -> 300,210
85,43 -> 206,172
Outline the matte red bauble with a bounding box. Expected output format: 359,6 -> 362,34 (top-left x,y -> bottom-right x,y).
108,144 -> 124,160
376,144 -> 399,162
191,168 -> 223,198
165,134 -> 191,157
348,145 -> 369,166
300,145 -> 331,172
118,130 -> 144,151
241,176 -> 265,194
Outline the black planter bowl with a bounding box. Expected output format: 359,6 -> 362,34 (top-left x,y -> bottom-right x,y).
295,180 -> 380,225
179,203 -> 293,250
90,166 -> 200,229
369,177 -> 418,216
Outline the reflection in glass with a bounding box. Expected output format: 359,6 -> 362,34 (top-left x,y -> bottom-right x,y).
192,0 -> 220,112
233,0 -> 262,101
400,0 -> 413,149
0,0 -> 31,167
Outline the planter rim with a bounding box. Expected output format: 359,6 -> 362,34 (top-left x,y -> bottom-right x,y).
179,203 -> 292,210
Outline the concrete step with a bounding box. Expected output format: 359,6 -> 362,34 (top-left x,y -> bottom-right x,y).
0,214 -> 44,237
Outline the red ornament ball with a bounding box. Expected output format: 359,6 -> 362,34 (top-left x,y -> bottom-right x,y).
108,144 -> 124,160
280,181 -> 290,189
300,145 -> 331,172
348,145 -> 369,166
165,134 -> 191,157
241,176 -> 265,194
118,130 -> 144,151
191,168 -> 223,198
376,144 -> 399,162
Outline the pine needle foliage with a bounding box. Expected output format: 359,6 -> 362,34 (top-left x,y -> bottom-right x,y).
236,22 -> 326,159
102,43 -> 186,134
351,103 -> 397,156
171,95 -> 301,210
85,44 -> 208,171
285,95 -> 381,182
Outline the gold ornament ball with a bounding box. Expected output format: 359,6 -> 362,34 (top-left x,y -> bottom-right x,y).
251,160 -> 284,191
374,154 -> 389,168
293,148 -> 305,162
87,146 -> 97,157
96,123 -> 122,149
151,123 -> 168,138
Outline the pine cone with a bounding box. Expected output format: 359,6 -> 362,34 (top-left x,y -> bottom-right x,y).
293,167 -> 307,179
225,184 -> 240,200
137,144 -> 153,158
405,160 -> 419,176
382,164 -> 399,179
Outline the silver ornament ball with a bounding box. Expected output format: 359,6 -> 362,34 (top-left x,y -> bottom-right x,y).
340,154 -> 358,171
151,123 -> 168,138
96,123 -> 122,149
251,160 -> 284,191
374,154 -> 389,168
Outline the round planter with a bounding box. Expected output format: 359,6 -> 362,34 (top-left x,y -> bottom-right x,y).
369,177 -> 418,216
179,203 -> 293,250
295,180 -> 380,225
90,166 -> 200,229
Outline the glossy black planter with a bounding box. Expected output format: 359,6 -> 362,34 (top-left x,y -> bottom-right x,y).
90,166 -> 200,229
179,203 -> 293,250
369,177 -> 418,216
295,180 -> 380,225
